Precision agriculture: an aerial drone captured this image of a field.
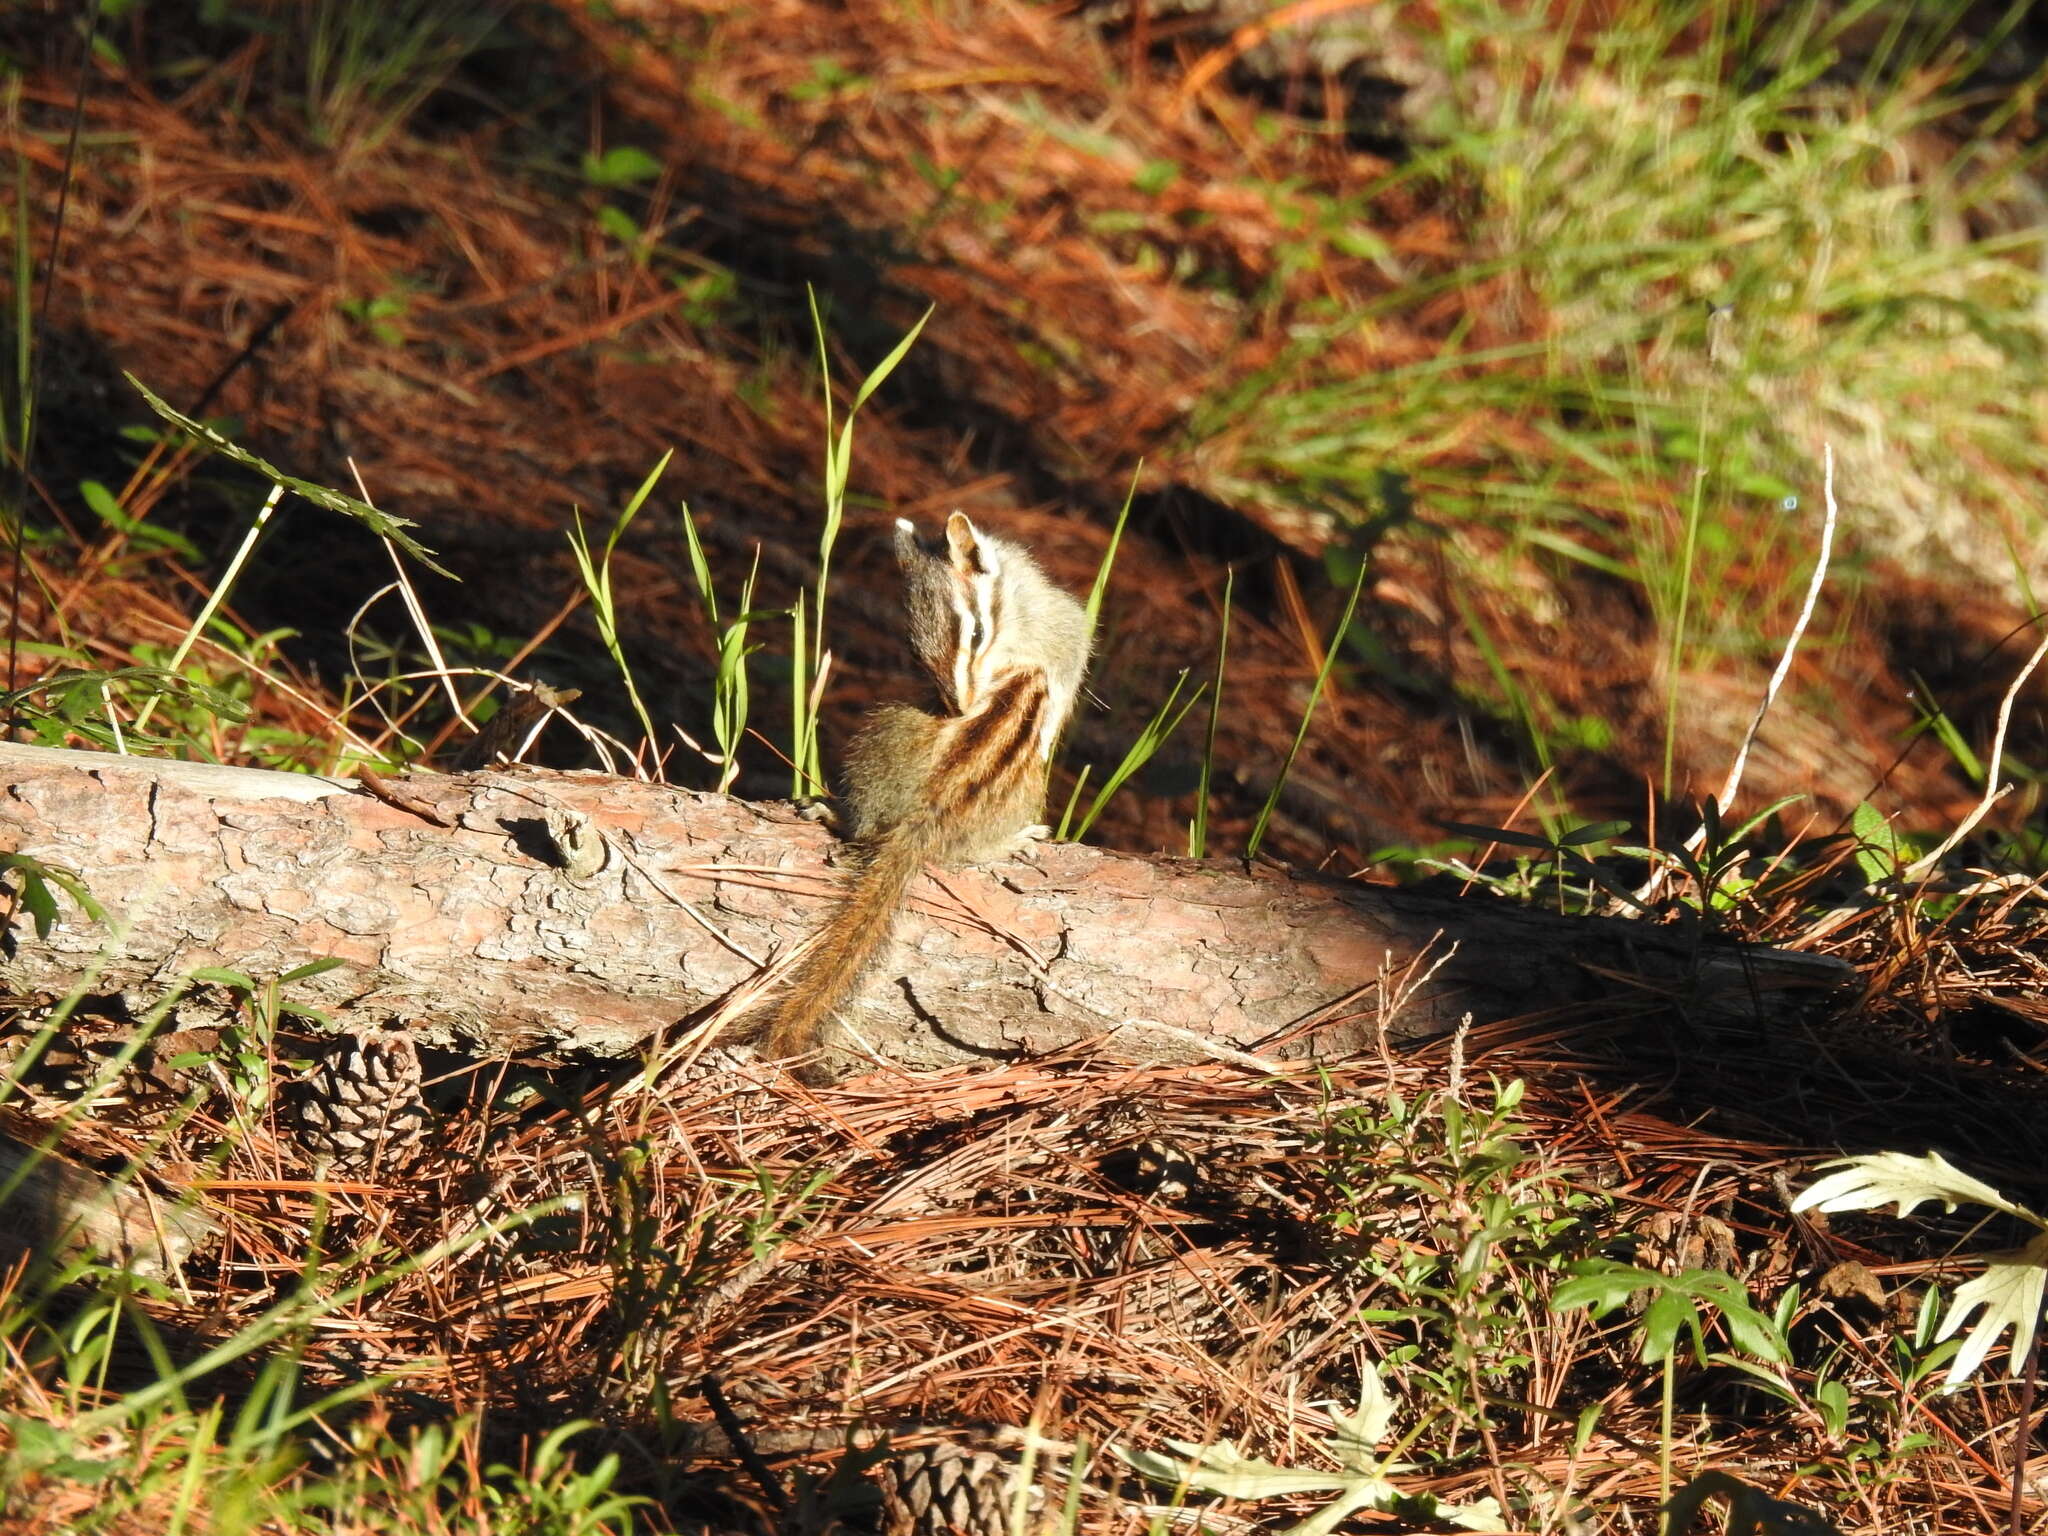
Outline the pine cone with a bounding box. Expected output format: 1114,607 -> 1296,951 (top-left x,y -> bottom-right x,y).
875,1438 -> 1030,1536
294,1029 -> 430,1175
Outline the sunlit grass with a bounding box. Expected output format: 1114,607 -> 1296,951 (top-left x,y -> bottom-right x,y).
1186,0 -> 2048,785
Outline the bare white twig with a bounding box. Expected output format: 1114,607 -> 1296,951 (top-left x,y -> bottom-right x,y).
1639,444 -> 1837,902
1903,622 -> 2048,883
350,459 -> 475,735
1704,444 -> 1838,839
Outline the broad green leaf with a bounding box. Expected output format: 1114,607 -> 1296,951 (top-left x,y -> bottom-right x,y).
0,854 -> 106,936
678,501 -> 718,625
1641,1289 -> 1696,1364
1435,820 -> 1556,850
1552,1261 -> 1662,1314
581,145 -> 663,187
1725,794 -> 1806,847
845,303 -> 934,417
188,966 -> 257,990
1848,799 -> 1899,884
1710,1294 -> 1787,1363
595,204 -> 642,245
1558,819 -> 1630,846
15,864 -> 57,938
279,957 -> 347,984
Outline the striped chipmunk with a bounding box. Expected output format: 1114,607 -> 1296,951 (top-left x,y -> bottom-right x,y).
760,512 -> 1092,1071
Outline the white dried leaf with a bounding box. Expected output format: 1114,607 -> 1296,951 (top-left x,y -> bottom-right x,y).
1936,1231 -> 2048,1387
1116,1365 -> 1497,1536
1791,1150 -> 2044,1228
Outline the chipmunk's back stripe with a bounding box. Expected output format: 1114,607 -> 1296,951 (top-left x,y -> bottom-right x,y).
933,670 -> 1047,816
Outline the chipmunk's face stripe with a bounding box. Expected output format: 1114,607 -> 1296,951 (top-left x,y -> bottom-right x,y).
947,558 -> 1004,711
949,587 -> 977,709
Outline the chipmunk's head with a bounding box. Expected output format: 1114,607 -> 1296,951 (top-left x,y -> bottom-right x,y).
894,512 -> 1090,726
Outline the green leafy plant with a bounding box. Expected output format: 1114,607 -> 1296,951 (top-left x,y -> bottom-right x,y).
1428,817 -> 1639,914
0,852 -> 105,940
0,664 -> 251,754
1618,793 -> 1805,914
129,376 -> 449,576
676,501 -> 766,794
76,478 -> 199,562
477,1420 -> 649,1533
581,144 -> 663,189
1325,1078 -> 1598,1465
1847,800 -> 1907,887
565,453 -> 671,760
1554,1259 -> 1789,1512
1062,669 -> 1204,843
337,289 -> 411,348
0,1201 -> 584,1535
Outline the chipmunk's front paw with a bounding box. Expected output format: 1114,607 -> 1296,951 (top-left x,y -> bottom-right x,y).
1008,823 -> 1055,861
794,796 -> 844,832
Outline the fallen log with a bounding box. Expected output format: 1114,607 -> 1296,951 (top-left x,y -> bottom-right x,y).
0,742 -> 1846,1067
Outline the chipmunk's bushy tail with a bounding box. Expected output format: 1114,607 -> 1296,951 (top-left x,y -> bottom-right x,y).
761,821 -> 933,1065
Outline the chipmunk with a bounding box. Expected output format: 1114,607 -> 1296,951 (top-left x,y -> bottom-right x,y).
761,512 -> 1092,1070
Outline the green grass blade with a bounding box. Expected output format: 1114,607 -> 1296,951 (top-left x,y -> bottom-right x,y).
677,498 -> 719,627
1053,761 -> 1091,842
1245,558 -> 1368,860
131,482 -> 287,739
1084,460 -> 1140,642
126,375 -> 453,578
1190,566 -> 1232,859
797,295 -> 935,799
1073,670 -> 1204,842
565,494 -> 659,757
789,590 -> 812,798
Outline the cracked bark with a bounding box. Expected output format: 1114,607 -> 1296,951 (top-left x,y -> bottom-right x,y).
0,743 -> 1847,1067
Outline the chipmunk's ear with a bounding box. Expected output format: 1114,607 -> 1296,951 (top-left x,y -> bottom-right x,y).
945,511 -> 998,578
893,517 -> 923,568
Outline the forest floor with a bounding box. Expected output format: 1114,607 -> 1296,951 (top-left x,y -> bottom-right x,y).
2,1 -> 2048,1532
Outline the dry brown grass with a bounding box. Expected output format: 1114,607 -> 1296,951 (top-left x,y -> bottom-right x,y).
7,911 -> 2045,1532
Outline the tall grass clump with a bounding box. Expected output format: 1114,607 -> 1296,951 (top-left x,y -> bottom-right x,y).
1197,0 -> 2047,774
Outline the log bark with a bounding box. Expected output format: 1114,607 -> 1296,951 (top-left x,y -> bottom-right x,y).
0,1130 -> 217,1278
0,743 -> 1847,1067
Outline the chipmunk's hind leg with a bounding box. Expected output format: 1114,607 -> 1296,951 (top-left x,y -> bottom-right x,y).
840,703 -> 943,842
